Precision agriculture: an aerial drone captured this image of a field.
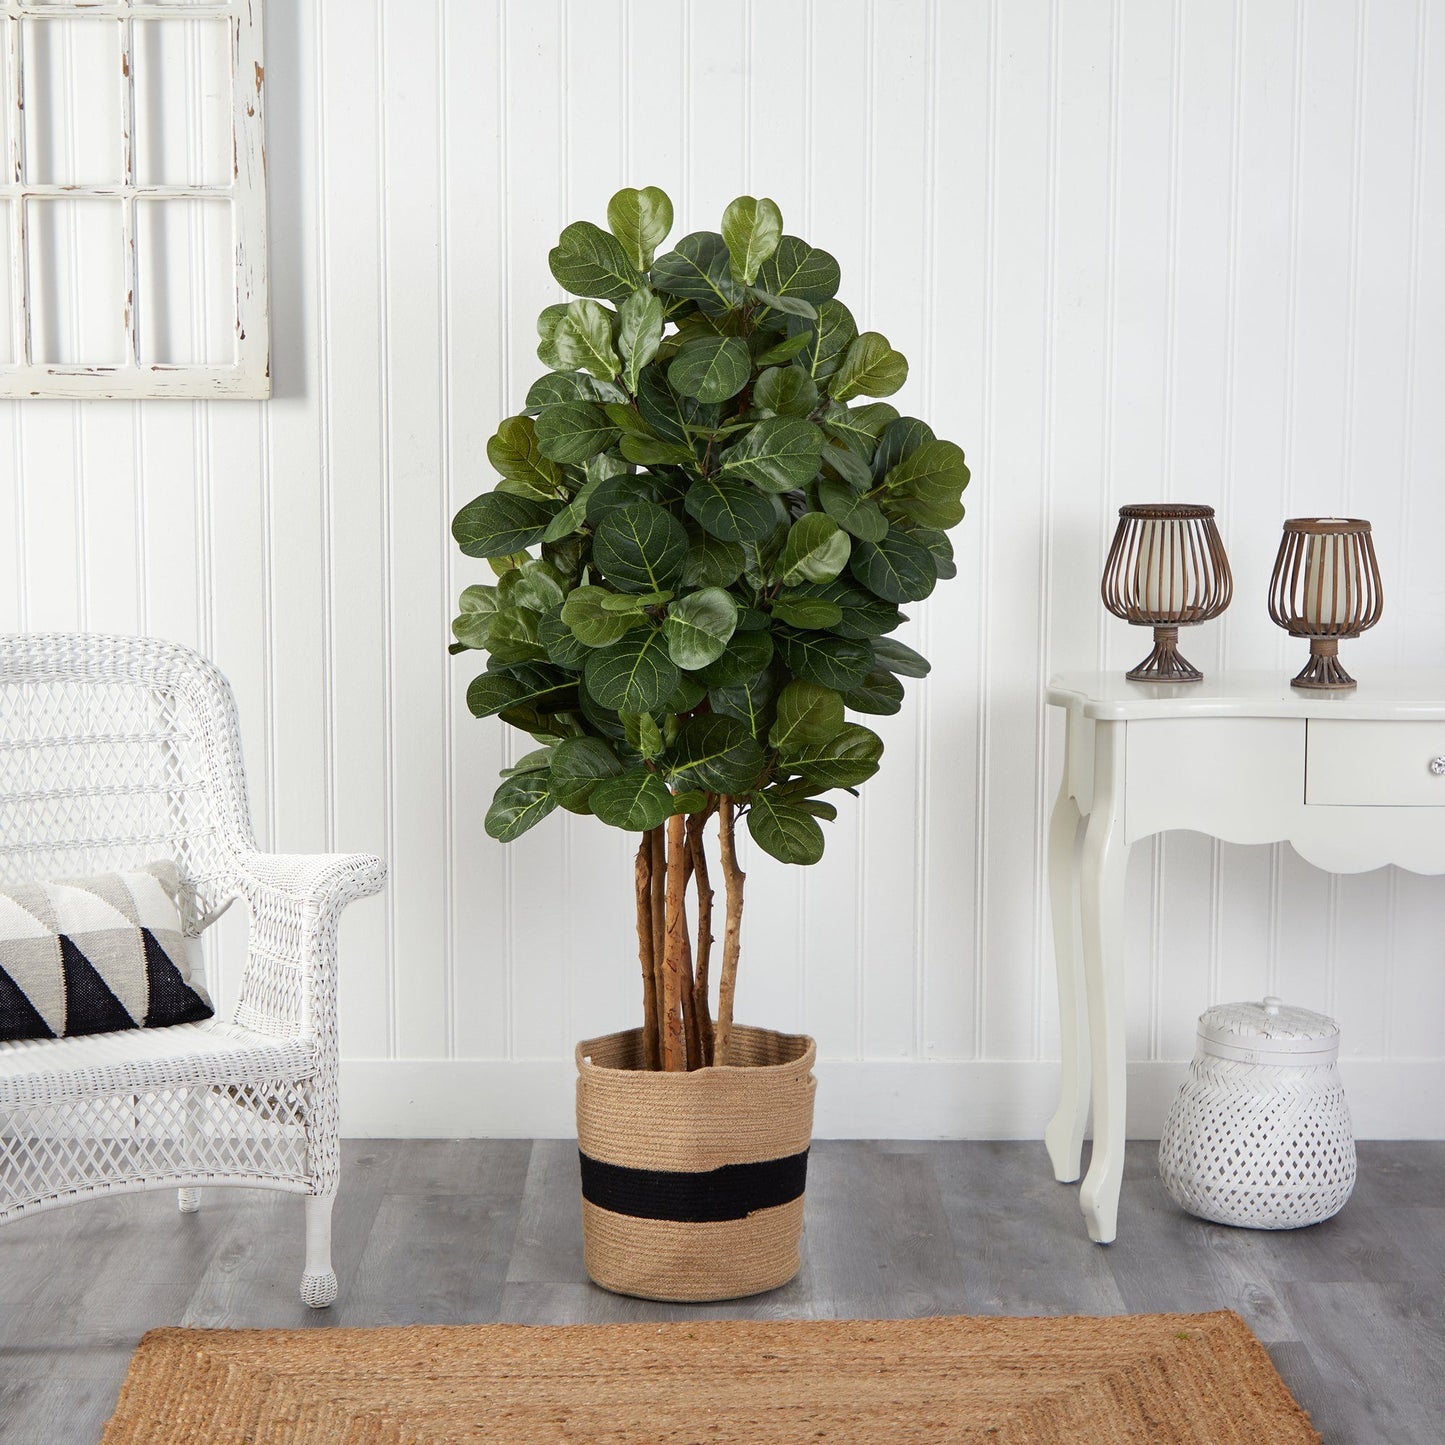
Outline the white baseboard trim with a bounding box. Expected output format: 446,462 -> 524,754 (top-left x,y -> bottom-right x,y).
340,1057 -> 1445,1140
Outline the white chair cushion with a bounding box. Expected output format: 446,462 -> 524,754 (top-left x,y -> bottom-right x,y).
0,1019 -> 314,1107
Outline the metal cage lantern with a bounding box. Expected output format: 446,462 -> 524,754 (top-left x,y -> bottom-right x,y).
1101,504 -> 1233,682
1268,518 -> 1383,691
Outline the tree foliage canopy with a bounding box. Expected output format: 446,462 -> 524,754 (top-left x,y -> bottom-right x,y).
452,188 -> 970,866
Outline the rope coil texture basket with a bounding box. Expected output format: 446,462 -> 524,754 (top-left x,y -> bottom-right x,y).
575,1025 -> 816,1302
0,633 -> 385,1305
1159,996 -> 1356,1230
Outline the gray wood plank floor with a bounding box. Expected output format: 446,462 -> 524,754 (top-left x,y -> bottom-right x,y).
1,1139 -> 1441,1444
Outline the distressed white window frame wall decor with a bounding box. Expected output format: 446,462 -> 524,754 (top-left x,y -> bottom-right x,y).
0,0 -> 267,398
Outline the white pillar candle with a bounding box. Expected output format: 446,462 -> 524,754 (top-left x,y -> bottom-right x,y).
1302,529 -> 1356,628
1136,519 -> 1190,615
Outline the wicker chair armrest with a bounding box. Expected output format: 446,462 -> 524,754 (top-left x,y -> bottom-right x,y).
231,851 -> 385,1040
236,851 -> 387,911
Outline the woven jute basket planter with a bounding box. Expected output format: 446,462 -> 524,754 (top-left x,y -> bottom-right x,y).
575,1024 -> 816,1303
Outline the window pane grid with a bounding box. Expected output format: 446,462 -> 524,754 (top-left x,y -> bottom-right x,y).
0,0 -> 265,396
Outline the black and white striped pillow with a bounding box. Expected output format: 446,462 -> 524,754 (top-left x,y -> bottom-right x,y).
0,861 -> 213,1041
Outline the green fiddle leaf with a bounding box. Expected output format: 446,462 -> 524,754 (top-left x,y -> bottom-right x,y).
780,721 -> 884,788
485,607 -> 547,664
663,586 -> 738,670
824,401 -> 901,456
583,628 -> 681,714
498,558 -> 567,613
791,298 -> 857,381
776,631 -> 874,692
752,365 -> 820,419
560,585 -> 647,647
850,529 -> 938,603
619,433 -> 698,467
913,526 -> 958,578
829,332 -> 909,402
650,231 -> 745,316
717,417 -> 824,494
451,584 -> 500,649
668,714 -> 765,793
467,664 -> 576,719
487,416 -> 565,498
540,477 -> 601,544
664,672 -> 707,713
622,710 -> 666,761
537,610 -> 591,669
485,773 -> 558,842
500,746 -> 554,777
553,299 -> 621,381
453,492 -> 557,559
617,286 -> 665,393
525,370 -> 606,409
769,679 -> 845,750
757,235 -> 841,305
668,337 -> 752,403
750,287 -> 817,320
721,195 -> 784,285
842,669 -> 906,715
637,361 -> 721,443
877,438 -> 970,531
683,476 -> 781,543
695,629 -> 774,687
535,302 -> 570,371
548,735 -> 624,812
588,768 -> 675,831
707,669 -> 778,736
607,186 -> 674,270
549,219 -> 644,302
871,636 -> 931,678
769,594 -> 843,630
681,531 -> 746,588
592,501 -> 689,593
600,588 -> 670,612
818,476 -> 889,542
780,513 -> 852,585
746,790 -> 825,865
585,471 -> 667,522
753,329 -> 813,367
533,401 -> 621,463
872,416 -> 936,478
789,579 -> 902,639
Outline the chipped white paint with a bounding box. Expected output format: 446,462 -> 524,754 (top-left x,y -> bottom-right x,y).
0,0 -> 267,398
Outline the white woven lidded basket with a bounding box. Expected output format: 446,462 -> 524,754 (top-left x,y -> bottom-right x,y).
1159,996 -> 1356,1230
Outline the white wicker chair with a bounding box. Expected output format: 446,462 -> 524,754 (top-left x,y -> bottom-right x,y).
0,633 -> 385,1307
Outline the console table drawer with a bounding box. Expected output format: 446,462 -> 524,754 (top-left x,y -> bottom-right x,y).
1306,720 -> 1445,806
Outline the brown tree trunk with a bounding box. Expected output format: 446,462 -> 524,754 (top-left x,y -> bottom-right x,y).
713,796 -> 746,1067
686,808 -> 716,1066
633,833 -> 660,1071
648,826 -> 667,1068
661,812 -> 688,1071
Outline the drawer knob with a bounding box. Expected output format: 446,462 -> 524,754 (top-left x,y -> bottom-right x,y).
1432,757 -> 1445,777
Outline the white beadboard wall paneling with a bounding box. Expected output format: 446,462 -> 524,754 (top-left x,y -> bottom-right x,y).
379,0 -> 449,1062
319,0 -> 390,1061
1,0 -> 1443,1136
446,1 -> 510,1062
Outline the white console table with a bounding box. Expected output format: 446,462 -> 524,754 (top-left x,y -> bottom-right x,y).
1044,670 -> 1445,1243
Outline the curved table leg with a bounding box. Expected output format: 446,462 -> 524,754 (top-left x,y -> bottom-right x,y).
1044,782 -> 1088,1183
1078,750 -> 1129,1245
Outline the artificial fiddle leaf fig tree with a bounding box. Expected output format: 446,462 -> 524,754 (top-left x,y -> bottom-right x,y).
451,188 -> 970,1074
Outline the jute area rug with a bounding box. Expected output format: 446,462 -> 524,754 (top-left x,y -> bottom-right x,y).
103,1310 -> 1318,1444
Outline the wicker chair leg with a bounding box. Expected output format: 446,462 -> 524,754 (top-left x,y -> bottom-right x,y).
301,1193 -> 338,1308
177,1187 -> 201,1213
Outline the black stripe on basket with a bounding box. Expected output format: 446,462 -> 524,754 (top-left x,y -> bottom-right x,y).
578,1148 -> 809,1223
